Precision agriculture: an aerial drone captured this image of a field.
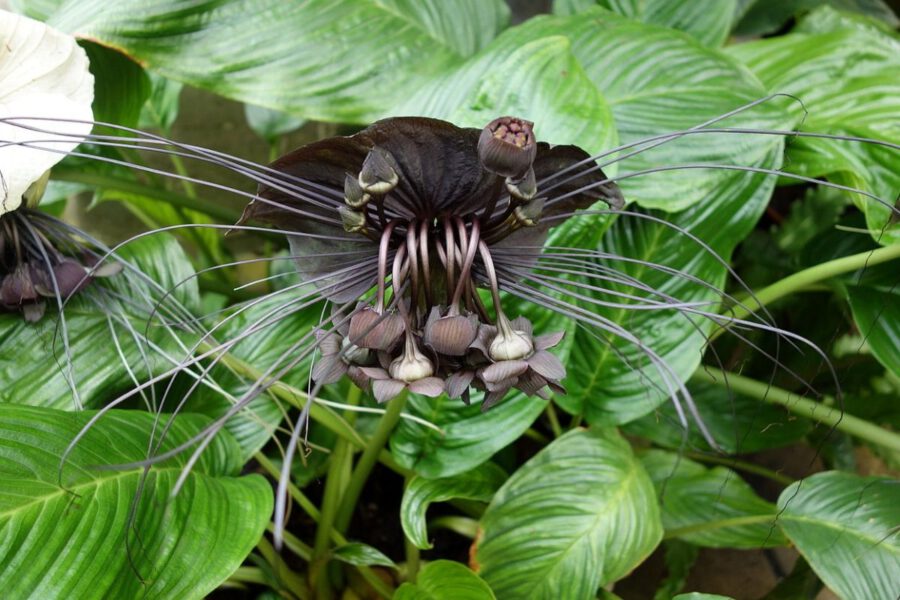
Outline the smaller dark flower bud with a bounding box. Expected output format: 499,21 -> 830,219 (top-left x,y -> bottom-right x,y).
478,116 -> 537,179
424,307 -> 479,356
349,307 -> 405,350
359,147 -> 399,195
344,173 -> 371,209
513,197 -> 544,227
506,167 -> 537,202
339,206 -> 367,233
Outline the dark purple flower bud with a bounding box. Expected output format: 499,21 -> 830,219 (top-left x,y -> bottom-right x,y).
358,147 -> 399,195
348,307 -> 405,350
513,197 -> 544,227
506,167 -> 537,202
478,116 -> 537,179
338,206 -> 367,233
424,307 -> 479,356
344,173 -> 371,209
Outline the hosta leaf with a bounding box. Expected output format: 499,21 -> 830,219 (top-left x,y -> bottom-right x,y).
0,234 -> 200,409
0,405 -> 271,598
847,286 -> 900,378
82,41 -> 151,129
401,463 -> 506,549
332,543 -> 396,569
399,33 -> 617,157
641,450 -> 786,548
558,144 -> 780,425
728,19 -> 900,244
553,0 -> 738,47
244,104 -> 306,144
734,0 -> 898,36
777,471 -> 900,600
50,0 -> 509,123
390,390 -> 546,479
394,560 -> 495,600
623,381 -> 811,454
473,428 -> 661,599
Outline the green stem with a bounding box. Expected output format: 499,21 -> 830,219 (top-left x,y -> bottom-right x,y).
681,451 -> 795,486
404,476 -> 421,584
52,166 -> 242,223
694,368 -> 900,453
430,515 -> 479,540
334,392 -> 409,534
256,452 -> 322,522
727,243 -> 900,323
311,434 -> 351,600
664,514 -> 777,539
225,566 -> 268,586
545,402 -> 563,438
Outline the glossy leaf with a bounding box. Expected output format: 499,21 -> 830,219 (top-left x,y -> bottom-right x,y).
654,540 -> 698,600
728,19 -> 900,243
623,381 -> 810,454
734,0 -> 898,36
554,0 -> 738,47
401,463 -> 506,549
673,594 -> 734,600
51,0 -> 510,123
332,542 -> 396,569
390,390 -> 546,479
244,104 -> 306,144
641,451 -> 786,548
558,144 -> 780,425
777,471 -> 900,600
82,41 -> 151,129
0,405 -> 272,598
394,560 -> 495,600
847,286 -> 900,378
473,428 -> 662,599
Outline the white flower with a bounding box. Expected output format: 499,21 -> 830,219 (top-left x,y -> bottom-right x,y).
0,9 -> 93,215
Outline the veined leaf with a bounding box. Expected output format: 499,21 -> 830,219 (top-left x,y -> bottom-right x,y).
473,428 -> 662,599
847,286 -> 900,379
395,560 -> 495,600
0,405 -> 271,598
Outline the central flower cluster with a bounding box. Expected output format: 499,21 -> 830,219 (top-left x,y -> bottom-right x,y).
241,116 -> 622,407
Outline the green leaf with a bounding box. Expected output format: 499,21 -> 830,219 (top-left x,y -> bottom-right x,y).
51,0 -> 509,123
777,471 -> 900,600
641,451 -> 786,548
653,540 -> 699,600
138,73 -> 182,133
728,23 -> 900,244
673,594 -> 735,600
9,0 -> 64,20
332,542 -> 396,569
244,104 -> 306,144
0,405 -> 271,598
0,234 -> 199,409
734,0 -> 898,36
553,0 -> 738,47
474,429 -> 662,599
390,390 -> 545,479
401,463 -> 506,549
623,381 -> 811,454
82,41 -> 152,129
559,143 -> 780,425
847,286 -> 900,378
400,33 -> 616,157
395,560 -> 495,600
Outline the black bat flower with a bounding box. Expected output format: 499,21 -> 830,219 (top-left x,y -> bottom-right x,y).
239,115 -> 623,408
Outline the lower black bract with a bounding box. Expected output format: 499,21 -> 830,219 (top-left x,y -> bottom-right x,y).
241,116 -> 623,407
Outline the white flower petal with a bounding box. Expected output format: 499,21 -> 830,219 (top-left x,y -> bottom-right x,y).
0,10 -> 93,215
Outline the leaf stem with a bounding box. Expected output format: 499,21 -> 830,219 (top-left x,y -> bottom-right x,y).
311,431 -> 352,599
334,392 -> 409,535
694,368 -> 900,453
545,402 -> 563,438
681,451 -> 795,486
727,243 -> 900,322
404,476 -> 420,583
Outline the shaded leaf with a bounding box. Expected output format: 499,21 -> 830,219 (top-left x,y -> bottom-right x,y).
777,471 -> 900,600
474,428 -> 661,599
244,104 -> 306,144
0,405 -> 271,598
401,463 -> 506,549
82,41 -> 151,129
653,540 -> 699,600
395,560 -> 495,600
847,285 -> 900,378
332,542 -> 396,569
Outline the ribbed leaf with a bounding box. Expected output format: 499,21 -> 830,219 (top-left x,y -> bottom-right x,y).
332,543 -> 396,569
558,144 -> 780,425
641,451 -> 785,548
50,0 -> 509,123
847,286 -> 900,378
390,390 -> 545,479
553,0 -> 737,47
401,463 -> 506,549
0,405 -> 271,598
728,17 -> 900,244
82,41 -> 151,129
777,471 -> 900,600
395,560 -> 495,600
473,428 -> 661,599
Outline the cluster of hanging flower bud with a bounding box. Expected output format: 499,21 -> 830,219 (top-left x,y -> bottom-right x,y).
244,115 -> 623,408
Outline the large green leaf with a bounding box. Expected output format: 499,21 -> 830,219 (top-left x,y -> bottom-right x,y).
641,451 -> 786,548
728,17 -> 900,244
50,0 -> 509,123
473,428 -> 662,599
623,381 -> 810,454
401,463 -> 506,549
777,471 -> 900,600
0,405 -> 271,598
81,41 -> 151,129
553,0 -> 738,47
558,144 -> 780,426
395,560 -> 495,600
733,0 -> 898,36
390,390 -> 546,479
847,286 -> 900,379
0,234 -> 199,409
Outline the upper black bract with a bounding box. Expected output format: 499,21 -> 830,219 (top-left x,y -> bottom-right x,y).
240,116 -> 623,407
